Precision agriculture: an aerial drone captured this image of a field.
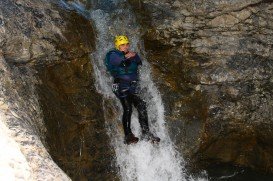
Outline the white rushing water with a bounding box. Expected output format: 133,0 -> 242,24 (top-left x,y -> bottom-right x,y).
67,0 -> 206,180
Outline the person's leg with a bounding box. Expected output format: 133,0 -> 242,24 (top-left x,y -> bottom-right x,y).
131,94 -> 161,143
118,94 -> 139,144
131,94 -> 150,134
119,96 -> 133,136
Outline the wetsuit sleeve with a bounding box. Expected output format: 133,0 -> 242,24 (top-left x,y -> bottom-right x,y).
109,53 -> 125,66
134,53 -> 142,65
109,52 -> 133,67
109,52 -> 142,66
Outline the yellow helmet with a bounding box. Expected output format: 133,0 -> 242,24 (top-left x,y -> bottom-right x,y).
114,35 -> 129,50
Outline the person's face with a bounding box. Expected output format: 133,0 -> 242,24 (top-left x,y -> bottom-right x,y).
119,43 -> 130,53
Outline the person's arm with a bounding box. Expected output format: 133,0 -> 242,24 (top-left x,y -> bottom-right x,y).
124,52 -> 142,66
110,52 -> 136,67
109,53 -> 125,66
134,53 -> 142,65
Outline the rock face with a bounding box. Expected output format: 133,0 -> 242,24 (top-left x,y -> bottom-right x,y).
1,0 -> 273,179
0,0 -> 117,180
129,0 -> 273,174
0,55 -> 70,180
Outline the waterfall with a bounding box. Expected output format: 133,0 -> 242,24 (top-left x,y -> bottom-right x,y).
66,0 -> 206,180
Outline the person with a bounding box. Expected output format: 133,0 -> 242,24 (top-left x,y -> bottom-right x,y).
105,35 -> 160,145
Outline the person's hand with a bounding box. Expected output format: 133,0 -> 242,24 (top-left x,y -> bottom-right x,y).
125,51 -> 136,59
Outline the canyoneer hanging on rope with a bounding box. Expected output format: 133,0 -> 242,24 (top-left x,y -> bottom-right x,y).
105,35 -> 160,145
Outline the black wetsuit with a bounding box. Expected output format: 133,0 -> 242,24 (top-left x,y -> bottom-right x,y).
105,49 -> 150,136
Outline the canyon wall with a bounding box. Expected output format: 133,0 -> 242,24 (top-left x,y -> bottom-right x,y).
129,0 -> 273,173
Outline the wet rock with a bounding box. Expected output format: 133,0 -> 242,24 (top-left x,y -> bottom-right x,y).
129,0 -> 273,174
0,0 -> 117,180
0,52 -> 70,180
36,56 -> 117,180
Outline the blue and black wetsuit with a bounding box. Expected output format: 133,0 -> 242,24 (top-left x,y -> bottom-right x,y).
105,49 -> 150,136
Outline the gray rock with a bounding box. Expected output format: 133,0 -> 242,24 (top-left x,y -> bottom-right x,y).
0,53 -> 70,180
129,0 -> 273,174
0,0 -> 117,180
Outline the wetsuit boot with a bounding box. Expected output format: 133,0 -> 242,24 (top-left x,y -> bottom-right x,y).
141,132 -> 160,143
124,132 -> 139,144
